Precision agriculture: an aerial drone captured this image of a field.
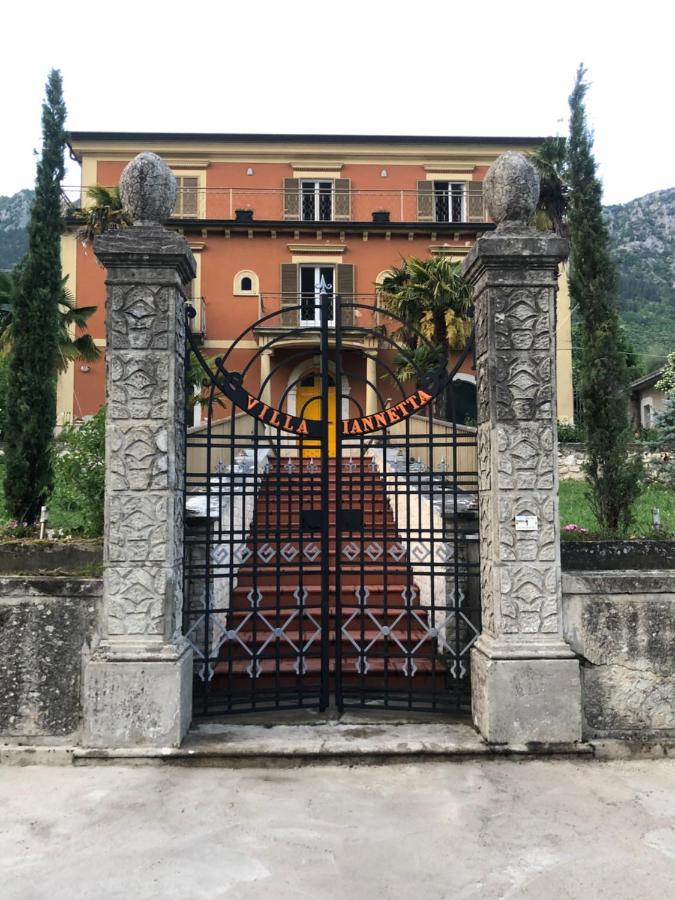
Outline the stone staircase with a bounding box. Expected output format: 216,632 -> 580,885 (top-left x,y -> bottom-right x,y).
212,456 -> 448,703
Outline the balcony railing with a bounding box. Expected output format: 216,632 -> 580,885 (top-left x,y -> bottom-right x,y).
64,185 -> 488,225
187,296 -> 207,341
256,293 -> 383,330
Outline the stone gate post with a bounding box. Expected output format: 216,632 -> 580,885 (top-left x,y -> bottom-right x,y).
83,153 -> 196,747
463,152 -> 582,744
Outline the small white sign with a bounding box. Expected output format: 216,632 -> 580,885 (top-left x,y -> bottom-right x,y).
515,514 -> 538,532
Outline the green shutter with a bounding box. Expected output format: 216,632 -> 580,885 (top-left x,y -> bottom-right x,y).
417,180 -> 433,221
337,264 -> 354,326
283,178 -> 300,219
280,263 -> 298,326
333,179 -> 351,220
467,181 -> 484,222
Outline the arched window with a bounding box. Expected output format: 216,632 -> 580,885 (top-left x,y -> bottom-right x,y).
233,270 -> 259,295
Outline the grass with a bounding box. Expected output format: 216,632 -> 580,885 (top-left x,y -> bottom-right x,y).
559,479 -> 675,540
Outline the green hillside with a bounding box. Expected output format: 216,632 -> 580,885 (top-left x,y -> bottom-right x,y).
604,187 -> 675,372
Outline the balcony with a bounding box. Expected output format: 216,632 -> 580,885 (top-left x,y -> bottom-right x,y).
254,293 -> 382,336
187,296 -> 207,342
166,184 -> 487,224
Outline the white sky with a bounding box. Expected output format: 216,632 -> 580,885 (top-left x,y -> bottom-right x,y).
2,0 -> 672,205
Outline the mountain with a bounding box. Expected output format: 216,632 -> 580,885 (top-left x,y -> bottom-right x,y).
0,189 -> 33,271
604,187 -> 675,373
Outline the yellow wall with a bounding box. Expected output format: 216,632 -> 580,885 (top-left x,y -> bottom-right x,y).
556,264 -> 574,424
56,233 -> 77,427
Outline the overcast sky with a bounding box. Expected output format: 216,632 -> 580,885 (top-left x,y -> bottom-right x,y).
2,0 -> 672,205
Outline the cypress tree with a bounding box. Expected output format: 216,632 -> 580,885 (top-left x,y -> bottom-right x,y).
567,65 -> 642,532
4,70 -> 66,523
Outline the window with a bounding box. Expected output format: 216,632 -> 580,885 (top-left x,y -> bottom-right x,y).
233,270 -> 259,295
300,265 -> 334,326
433,181 -> 465,223
301,181 -> 333,221
173,175 -> 201,218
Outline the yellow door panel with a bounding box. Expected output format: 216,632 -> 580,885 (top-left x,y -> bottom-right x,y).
296,379 -> 336,457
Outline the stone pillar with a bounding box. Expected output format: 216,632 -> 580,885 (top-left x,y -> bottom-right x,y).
260,347 -> 272,405
463,152 -> 582,744
366,352 -> 378,415
83,153 -> 196,748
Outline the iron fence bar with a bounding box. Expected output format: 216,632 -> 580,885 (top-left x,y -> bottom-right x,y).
319,287 -> 331,711
334,293 -> 344,711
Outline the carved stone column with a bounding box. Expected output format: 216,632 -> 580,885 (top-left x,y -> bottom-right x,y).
366,352 -> 378,415
83,153 -> 196,747
463,152 -> 582,744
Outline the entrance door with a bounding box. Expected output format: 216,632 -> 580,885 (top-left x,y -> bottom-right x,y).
300,266 -> 334,326
296,373 -> 336,456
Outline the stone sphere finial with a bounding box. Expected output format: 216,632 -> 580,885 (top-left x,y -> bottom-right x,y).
483,151 -> 540,228
119,152 -> 177,225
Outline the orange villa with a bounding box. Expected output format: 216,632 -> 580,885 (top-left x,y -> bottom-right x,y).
58,132 -> 574,436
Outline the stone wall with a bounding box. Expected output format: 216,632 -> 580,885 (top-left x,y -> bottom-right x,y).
0,577 -> 101,743
1,571 -> 672,744
559,443 -> 666,481
563,571 -> 675,738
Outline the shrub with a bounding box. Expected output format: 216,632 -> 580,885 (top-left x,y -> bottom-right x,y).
557,421 -> 584,443
49,407 -> 105,537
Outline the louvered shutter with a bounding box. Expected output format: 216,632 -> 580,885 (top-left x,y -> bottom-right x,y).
337,264 -> 354,326
283,178 -> 300,219
417,180 -> 433,221
333,179 -> 351,220
175,176 -> 199,217
466,181 -> 484,222
280,263 -> 298,326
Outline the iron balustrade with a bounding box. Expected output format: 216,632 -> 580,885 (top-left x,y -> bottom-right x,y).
63,184 -> 488,224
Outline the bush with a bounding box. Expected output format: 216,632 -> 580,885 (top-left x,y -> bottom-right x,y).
49,407 -> 105,537
557,421 -> 584,443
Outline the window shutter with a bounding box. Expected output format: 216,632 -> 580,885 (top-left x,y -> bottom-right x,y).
337,264 -> 354,326
466,182 -> 484,222
417,180 -> 433,221
280,263 -> 298,326
333,179 -> 351,220
183,176 -> 200,217
283,178 -> 300,219
174,176 -> 200,217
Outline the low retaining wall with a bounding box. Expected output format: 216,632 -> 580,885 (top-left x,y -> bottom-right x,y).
1,567 -> 672,745
563,571 -> 675,738
0,577 -> 101,743
558,442 -> 665,481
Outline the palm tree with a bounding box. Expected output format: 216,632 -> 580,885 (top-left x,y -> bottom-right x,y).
530,136 -> 569,236
0,268 -> 100,372
74,185 -> 130,244
380,255 -> 473,376
379,255 -> 473,417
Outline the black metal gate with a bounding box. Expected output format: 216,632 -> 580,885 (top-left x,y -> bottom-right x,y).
183,292 -> 480,716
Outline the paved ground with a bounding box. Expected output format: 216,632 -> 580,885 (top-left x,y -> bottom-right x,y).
1,759 -> 674,899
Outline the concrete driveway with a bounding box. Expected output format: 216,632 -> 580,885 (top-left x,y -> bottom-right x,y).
0,759 -> 674,899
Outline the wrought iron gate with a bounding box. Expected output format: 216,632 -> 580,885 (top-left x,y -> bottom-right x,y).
183,291 -> 480,716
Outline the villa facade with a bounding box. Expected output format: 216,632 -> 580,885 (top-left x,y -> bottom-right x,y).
58,132 -> 574,433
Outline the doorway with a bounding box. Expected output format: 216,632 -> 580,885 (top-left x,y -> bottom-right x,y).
296,372 -> 336,456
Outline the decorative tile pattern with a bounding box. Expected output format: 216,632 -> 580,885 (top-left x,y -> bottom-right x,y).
109,285 -> 170,350
494,287 -> 551,352
107,495 -> 169,563
497,424 -> 555,491
109,423 -> 168,491
109,352 -> 169,420
499,565 -> 559,634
